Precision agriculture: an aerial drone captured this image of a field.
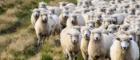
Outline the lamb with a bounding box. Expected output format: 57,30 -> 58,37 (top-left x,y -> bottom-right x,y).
88,29 -> 106,60
80,26 -> 91,60
110,33 -> 139,60
31,8 -> 40,26
60,27 -> 81,60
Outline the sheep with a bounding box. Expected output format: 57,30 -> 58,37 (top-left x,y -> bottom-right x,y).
86,20 -> 95,29
59,7 -> 70,29
80,26 -> 91,60
31,8 -> 40,26
38,1 -> 47,9
34,11 -> 56,48
107,24 -> 119,33
66,3 -> 76,13
102,29 -> 115,59
66,13 -> 85,27
111,13 -> 127,25
47,6 -> 61,16
110,33 -> 139,60
88,29 -> 106,60
34,11 -> 50,48
48,10 -> 61,34
60,27 -> 81,60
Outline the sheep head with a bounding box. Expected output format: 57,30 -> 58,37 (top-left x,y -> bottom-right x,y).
39,2 -> 47,8
81,27 -> 91,40
67,30 -> 80,45
40,12 -> 48,23
116,34 -> 132,50
90,29 -> 102,42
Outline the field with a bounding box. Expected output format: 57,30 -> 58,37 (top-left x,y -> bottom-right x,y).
0,0 -> 80,60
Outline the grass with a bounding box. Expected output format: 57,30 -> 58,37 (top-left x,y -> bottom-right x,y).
0,0 -> 78,60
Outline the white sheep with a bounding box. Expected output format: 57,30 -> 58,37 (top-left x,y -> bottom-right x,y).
110,33 -> 139,60
38,1 -> 47,9
80,26 -> 91,60
59,7 -> 70,28
31,8 -> 40,26
111,13 -> 127,25
49,12 -> 61,34
66,13 -> 85,27
34,11 -> 56,47
34,11 -> 50,48
60,27 -> 81,60
107,24 -> 119,33
88,29 -> 106,60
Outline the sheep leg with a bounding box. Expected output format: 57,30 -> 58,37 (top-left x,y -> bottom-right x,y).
41,34 -> 47,44
82,52 -> 88,60
37,33 -> 44,48
74,51 -> 79,60
68,51 -> 73,60
88,56 -> 93,60
64,53 -> 69,60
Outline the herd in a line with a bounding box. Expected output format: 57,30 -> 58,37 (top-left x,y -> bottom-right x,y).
31,0 -> 140,60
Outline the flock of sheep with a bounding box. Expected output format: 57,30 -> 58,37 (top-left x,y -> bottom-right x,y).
31,0 -> 140,60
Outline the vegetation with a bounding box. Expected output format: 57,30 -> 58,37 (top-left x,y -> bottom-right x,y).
0,0 -> 77,60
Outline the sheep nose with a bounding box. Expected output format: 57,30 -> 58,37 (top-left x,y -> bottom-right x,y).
122,47 -> 127,50
64,16 -> 68,19
73,40 -> 77,44
85,34 -> 88,37
94,37 -> 99,41
89,25 -> 93,28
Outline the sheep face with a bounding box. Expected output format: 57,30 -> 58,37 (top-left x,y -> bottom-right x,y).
63,11 -> 69,19
68,33 -> 80,45
119,25 -> 129,31
86,21 -> 95,28
40,13 -> 48,23
81,28 -> 91,40
71,15 -> 78,25
116,35 -> 132,50
91,31 -> 102,41
39,2 -> 47,8
107,25 -> 118,33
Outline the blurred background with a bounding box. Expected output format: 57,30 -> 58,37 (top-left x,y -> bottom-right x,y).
0,0 -> 77,60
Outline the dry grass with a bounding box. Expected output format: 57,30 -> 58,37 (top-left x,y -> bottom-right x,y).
0,0 -> 78,60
